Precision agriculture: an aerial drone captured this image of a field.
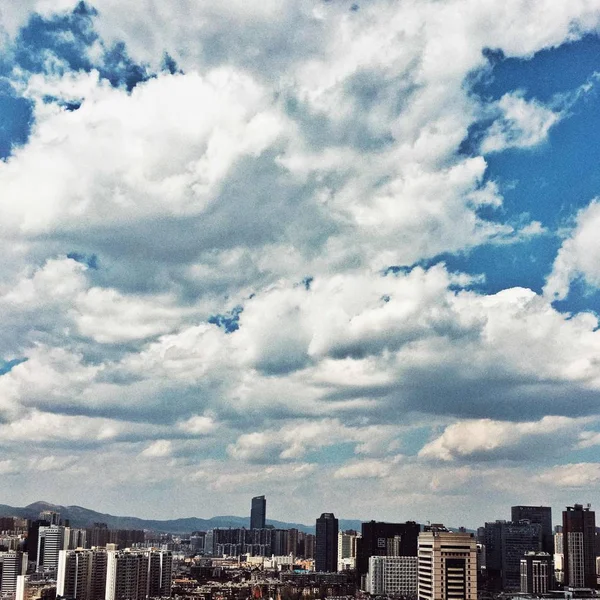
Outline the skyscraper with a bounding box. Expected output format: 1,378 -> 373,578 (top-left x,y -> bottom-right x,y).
418,530 -> 477,600
316,513 -> 339,572
563,504 -> 596,588
250,496 -> 266,530
511,506 -> 552,554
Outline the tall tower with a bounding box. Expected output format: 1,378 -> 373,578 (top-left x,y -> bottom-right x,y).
563,504 -> 596,588
418,530 -> 477,600
316,513 -> 339,572
250,496 -> 266,530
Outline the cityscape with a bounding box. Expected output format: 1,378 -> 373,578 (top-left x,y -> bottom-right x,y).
0,497 -> 599,600
3,3 -> 600,600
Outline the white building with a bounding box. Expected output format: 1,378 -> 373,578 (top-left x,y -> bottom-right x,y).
418,531 -> 477,600
57,548 -> 107,600
105,549 -> 172,600
337,531 -> 360,571
0,551 -> 28,596
368,556 -> 418,595
37,526 -> 66,572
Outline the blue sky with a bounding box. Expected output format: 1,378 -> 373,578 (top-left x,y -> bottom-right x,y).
2,0 -> 600,528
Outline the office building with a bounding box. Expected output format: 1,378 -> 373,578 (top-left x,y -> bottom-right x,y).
357,521 -> 420,575
482,520 -> 542,591
563,504 -> 596,588
368,555 -> 418,595
57,548 -> 107,600
250,497 -> 266,530
418,530 -> 477,600
520,551 -> 552,594
0,551 -> 28,596
316,513 -> 339,573
37,526 -> 66,572
512,506 -> 552,554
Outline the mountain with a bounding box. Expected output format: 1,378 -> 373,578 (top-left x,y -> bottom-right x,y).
0,501 -> 363,534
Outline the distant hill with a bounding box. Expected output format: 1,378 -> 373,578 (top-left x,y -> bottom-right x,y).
0,501 -> 363,534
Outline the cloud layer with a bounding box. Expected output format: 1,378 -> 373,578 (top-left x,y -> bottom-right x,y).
1,0 -> 600,526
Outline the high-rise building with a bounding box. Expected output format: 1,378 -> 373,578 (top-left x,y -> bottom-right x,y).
0,551 -> 28,596
303,533 -> 315,559
37,526 -> 66,572
418,530 -> 477,600
520,551 -> 552,594
250,496 -> 266,530
26,520 -> 50,567
105,549 -> 172,600
57,548 -> 107,600
482,520 -> 542,591
39,512 -> 60,527
357,521 -> 420,575
338,530 -> 360,571
511,506 -> 552,554
563,504 -> 596,588
316,513 -> 339,573
368,556 -> 418,595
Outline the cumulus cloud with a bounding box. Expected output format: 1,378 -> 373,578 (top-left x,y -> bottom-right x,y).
480,92 -> 560,154
545,199 -> 600,300
0,0 -> 599,524
419,416 -> 593,461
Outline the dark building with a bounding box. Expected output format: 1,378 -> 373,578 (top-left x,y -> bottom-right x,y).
520,551 -> 553,594
356,521 -> 420,575
483,520 -> 542,591
250,496 -> 266,530
25,519 -> 50,565
563,504 -> 596,588
512,506 -> 553,554
316,513 -> 338,572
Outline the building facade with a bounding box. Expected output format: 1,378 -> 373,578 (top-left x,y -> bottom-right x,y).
368,555 -> 418,596
357,521 -> 420,576
0,551 -> 28,596
418,531 -> 477,600
316,513 -> 339,573
105,549 -> 172,600
511,506 -> 552,555
37,526 -> 66,572
520,551 -> 553,594
57,548 -> 107,600
562,504 -> 596,588
250,497 -> 266,530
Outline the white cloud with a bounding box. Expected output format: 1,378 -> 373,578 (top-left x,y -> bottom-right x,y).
538,463 -> 600,488
419,416 -> 592,461
1,0 -> 600,524
545,199 -> 600,300
480,92 -> 560,154
140,440 -> 173,458
334,459 -> 392,480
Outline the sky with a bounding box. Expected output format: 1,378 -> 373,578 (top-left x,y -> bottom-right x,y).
1,0 -> 600,529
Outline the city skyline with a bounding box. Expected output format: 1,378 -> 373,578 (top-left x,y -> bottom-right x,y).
2,1 -> 600,527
